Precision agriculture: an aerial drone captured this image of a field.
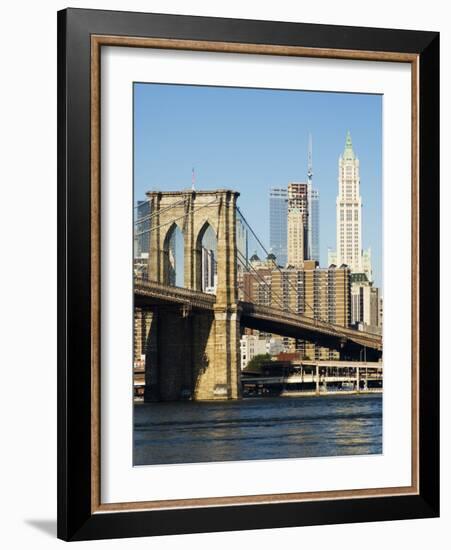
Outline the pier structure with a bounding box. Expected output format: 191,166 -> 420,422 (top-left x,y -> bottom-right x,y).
241,360 -> 383,397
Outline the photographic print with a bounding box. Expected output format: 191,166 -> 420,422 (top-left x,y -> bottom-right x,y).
133,83 -> 383,466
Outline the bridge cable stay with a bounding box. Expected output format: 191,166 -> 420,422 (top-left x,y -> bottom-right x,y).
138,199 -> 346,339
236,273 -> 301,329
201,245 -> 289,312
237,263 -> 289,314
137,199 -> 333,331
236,251 -> 345,344
134,198 -> 187,232
134,196 -> 187,211
236,206 -> 318,317
237,254 -> 287,313
135,197 -> 187,221
134,198 -> 191,241
236,252 -> 340,353
236,217 -> 347,343
236,250 -> 294,313
236,205 -> 342,335
237,280 -> 266,307
202,242 -> 291,314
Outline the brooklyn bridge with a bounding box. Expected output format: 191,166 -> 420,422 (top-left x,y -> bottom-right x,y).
134,189 -> 382,401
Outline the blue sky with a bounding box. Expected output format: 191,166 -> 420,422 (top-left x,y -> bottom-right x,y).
134,83 -> 382,288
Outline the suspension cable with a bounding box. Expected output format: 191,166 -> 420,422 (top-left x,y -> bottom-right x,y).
237,205 -> 315,314
201,245 -> 289,313
237,251 -> 285,311
236,250 -> 289,313
236,206 -> 337,329
134,197 -> 188,224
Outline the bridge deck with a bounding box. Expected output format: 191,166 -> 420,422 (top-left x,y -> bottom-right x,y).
134,279 -> 382,352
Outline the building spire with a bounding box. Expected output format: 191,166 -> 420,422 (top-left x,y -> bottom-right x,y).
345,129 -> 352,148
307,132 -> 313,182
343,130 -> 355,160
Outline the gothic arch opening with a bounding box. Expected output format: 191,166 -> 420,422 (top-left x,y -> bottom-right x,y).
163,223 -> 185,287
195,221 -> 217,293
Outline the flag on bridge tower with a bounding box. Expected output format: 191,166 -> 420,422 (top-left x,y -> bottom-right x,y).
191,167 -> 196,191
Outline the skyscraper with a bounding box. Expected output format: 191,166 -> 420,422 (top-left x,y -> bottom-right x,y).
202,248 -> 217,293
134,200 -> 151,278
288,182 -> 309,261
335,131 -> 363,272
306,134 -> 320,264
310,188 -> 320,263
287,208 -> 305,268
362,248 -> 373,283
269,136 -> 320,268
269,187 -> 288,267
134,200 -> 151,258
350,273 -> 380,333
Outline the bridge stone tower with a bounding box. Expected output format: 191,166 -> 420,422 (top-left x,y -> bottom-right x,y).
145,189 -> 241,401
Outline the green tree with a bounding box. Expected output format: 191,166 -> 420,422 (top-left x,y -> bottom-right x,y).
243,354 -> 272,373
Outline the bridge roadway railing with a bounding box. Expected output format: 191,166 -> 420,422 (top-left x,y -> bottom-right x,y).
134,277 -> 216,310
239,301 -> 382,351
134,279 -> 382,350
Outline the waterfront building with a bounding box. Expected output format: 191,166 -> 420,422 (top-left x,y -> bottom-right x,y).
365,285 -> 380,330
240,334 -> 268,369
251,260 -> 352,359
134,308 -> 152,363
134,308 -> 155,400
239,252 -> 275,305
269,187 -> 288,267
350,273 -> 380,333
239,334 -> 284,369
335,131 -> 363,273
241,260 -> 352,359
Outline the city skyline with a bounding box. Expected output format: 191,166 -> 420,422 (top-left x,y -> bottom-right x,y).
134,82 -> 382,287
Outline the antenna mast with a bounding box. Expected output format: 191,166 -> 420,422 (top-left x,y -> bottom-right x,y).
307,134 -> 313,261
307,133 -> 313,184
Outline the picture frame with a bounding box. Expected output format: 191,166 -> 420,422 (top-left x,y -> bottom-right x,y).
57,7 -> 439,541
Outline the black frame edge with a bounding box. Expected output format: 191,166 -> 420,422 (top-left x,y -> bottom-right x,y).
70,495 -> 437,542
418,32 -> 440,516
58,7 -> 95,541
57,8 -> 68,542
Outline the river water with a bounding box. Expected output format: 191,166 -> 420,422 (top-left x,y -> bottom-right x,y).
133,394 -> 382,466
